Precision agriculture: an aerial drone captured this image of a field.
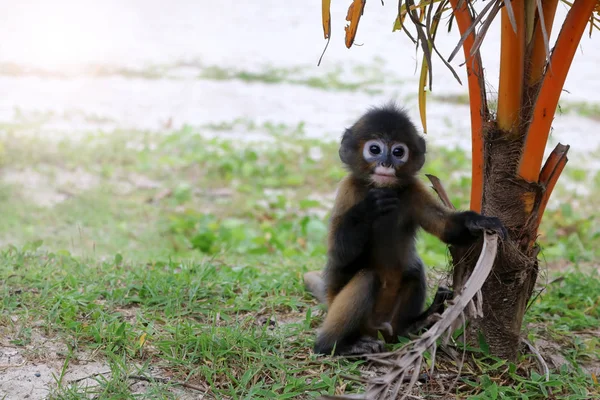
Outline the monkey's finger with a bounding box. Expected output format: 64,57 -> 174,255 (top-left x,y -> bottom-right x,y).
370,188 -> 399,199
477,219 -> 507,239
376,205 -> 399,216
376,198 -> 400,208
478,226 -> 507,240
434,287 -> 454,302
494,225 -> 508,239
465,221 -> 485,234
467,218 -> 505,236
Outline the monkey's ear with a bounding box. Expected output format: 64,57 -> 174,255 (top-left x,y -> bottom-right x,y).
339,146 -> 352,164
412,136 -> 426,171
416,135 -> 426,153
339,130 -> 354,164
412,153 -> 426,172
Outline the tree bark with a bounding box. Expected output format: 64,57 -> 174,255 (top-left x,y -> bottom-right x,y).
450,125 -> 542,360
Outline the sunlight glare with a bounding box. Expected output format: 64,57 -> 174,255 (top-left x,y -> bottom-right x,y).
4,1 -> 117,69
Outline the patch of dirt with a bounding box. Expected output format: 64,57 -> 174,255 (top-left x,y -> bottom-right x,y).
0,329 -> 204,399
543,260 -> 599,273
526,324 -> 600,376
0,329 -> 97,399
2,166 -> 100,207
112,172 -> 163,195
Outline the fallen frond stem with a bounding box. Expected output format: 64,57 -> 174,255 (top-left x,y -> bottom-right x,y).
67,371 -> 209,395
448,0 -> 487,213
425,174 -> 456,209
127,375 -> 208,393
535,143 -> 570,227
497,0 -> 525,133
521,338 -> 550,382
321,232 -> 499,400
518,0 -> 597,182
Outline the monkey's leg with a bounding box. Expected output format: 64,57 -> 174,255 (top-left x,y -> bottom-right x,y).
405,286 -> 454,335
392,258 -> 455,339
425,286 -> 453,316
303,270 -> 328,305
313,270 -> 383,356
391,258 -> 428,338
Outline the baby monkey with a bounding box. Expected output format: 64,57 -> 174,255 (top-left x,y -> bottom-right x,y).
304,103 -> 506,356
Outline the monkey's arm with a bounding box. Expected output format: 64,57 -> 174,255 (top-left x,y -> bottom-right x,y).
328,198 -> 372,267
411,180 -> 506,246
328,180 -> 399,267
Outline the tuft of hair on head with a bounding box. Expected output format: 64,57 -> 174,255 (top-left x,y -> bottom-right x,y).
361,102 -> 421,139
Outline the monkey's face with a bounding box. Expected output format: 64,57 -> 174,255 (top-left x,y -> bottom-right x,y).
339,104 -> 426,188
360,138 -> 411,187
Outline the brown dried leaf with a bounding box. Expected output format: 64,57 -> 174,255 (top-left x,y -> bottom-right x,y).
322,0 -> 332,39
345,0 -> 367,48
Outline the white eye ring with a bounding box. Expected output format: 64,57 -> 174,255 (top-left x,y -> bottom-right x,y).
363,139 -> 386,160
391,143 -> 409,163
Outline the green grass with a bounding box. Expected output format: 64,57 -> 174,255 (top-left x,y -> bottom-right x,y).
0,246 -> 365,399
1,249 -> 598,398
0,121 -> 599,398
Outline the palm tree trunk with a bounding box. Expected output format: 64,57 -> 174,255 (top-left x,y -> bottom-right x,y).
450,125 -> 542,360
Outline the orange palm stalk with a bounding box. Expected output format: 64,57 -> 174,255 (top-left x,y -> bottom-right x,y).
519,0 -> 598,182
497,0 -> 526,133
536,143 -> 570,228
448,0 -> 486,213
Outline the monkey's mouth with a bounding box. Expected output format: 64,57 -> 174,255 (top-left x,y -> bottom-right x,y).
371,165 -> 397,186
371,166 -> 397,185
371,172 -> 397,185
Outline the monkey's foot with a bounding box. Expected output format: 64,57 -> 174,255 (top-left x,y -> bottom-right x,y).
407,312 -> 444,338
431,286 -> 454,312
341,337 -> 385,356
372,322 -> 394,337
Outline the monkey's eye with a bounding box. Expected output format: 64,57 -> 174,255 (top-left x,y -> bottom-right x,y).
391,143 -> 409,163
362,139 -> 386,161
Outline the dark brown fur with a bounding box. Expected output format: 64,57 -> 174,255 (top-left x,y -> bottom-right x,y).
305,103 -> 505,356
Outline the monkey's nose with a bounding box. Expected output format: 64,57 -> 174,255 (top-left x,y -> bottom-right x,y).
380,162 -> 392,168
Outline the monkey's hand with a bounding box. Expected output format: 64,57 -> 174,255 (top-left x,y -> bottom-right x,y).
366,188 -> 400,219
442,211 -> 507,246
462,211 -> 507,239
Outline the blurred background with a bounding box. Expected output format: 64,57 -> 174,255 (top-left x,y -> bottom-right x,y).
0,0 -> 598,261
1,2 -> 600,398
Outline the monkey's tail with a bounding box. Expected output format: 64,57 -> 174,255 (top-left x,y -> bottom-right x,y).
303,270 -> 328,305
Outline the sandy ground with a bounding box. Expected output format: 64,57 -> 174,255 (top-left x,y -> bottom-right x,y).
0,333 -> 199,399
0,1 -> 599,399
